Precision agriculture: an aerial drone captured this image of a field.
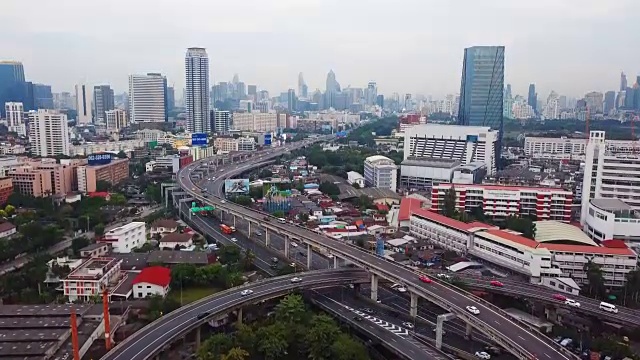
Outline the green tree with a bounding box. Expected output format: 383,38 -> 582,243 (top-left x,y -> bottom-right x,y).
94,223 -> 105,237
241,248 -> 255,270
275,294 -> 306,324
305,314 -> 340,360
330,334 -> 369,360
221,347 -> 250,360
626,269 -> 640,303
109,193 -> 127,205
198,333 -> 234,360
71,236 -> 90,255
259,169 -> 273,178
584,260 -> 606,298
442,186 -> 457,218
230,195 -> 252,206
272,210 -> 285,218
299,213 -> 310,222
95,180 -> 112,192
145,184 -> 162,203
257,323 -> 289,360
218,245 -> 241,265
318,181 -> 340,196
356,195 -> 372,209
116,151 -> 128,159
233,324 -> 257,354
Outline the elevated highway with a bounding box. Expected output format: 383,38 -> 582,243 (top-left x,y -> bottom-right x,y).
177,145 -> 577,360
101,269 -> 368,360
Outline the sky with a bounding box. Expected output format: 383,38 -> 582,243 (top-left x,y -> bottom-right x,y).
1,0 -> 639,100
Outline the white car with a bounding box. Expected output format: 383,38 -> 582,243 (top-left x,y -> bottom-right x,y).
231,238 -> 237,242
240,289 -> 253,296
290,277 -> 302,283
475,351 -> 491,359
437,273 -> 451,280
290,242 -> 298,247
402,322 -> 414,329
466,306 -> 480,315
565,299 -> 581,307
396,287 -> 407,293
221,200 -> 226,204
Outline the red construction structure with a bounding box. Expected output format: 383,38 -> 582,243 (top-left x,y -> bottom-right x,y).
103,289 -> 112,350
70,310 -> 80,360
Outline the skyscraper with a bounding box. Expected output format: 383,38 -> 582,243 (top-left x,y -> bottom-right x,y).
74,84 -> 93,124
621,72 -> 628,91
0,61 -> 25,117
325,70 -> 340,109
604,91 -> 616,115
33,84 -> 53,109
166,86 -> 175,112
185,47 -> 210,133
527,84 -> 537,114
128,73 -> 167,123
93,85 -> 115,123
29,110 -> 70,157
366,82 -> 377,106
247,85 -> 257,103
298,73 -> 308,99
5,102 -> 26,136
458,47 -> 504,123
213,110 -> 230,134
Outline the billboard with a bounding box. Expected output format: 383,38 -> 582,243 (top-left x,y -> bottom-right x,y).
87,153 -> 112,166
225,179 -> 250,194
191,133 -> 208,146
264,133 -> 272,146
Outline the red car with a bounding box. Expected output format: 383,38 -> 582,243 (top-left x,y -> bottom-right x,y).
490,280 -> 504,287
419,275 -> 432,283
552,293 -> 567,301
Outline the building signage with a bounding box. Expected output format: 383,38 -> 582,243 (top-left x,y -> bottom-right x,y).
87,153 -> 112,166
191,133 -> 208,146
484,190 -> 519,201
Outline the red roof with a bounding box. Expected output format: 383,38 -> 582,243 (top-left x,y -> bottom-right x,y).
482,229 -> 539,248
398,197 -> 424,221
434,183 -> 570,194
538,243 -> 635,256
602,239 -> 628,249
376,203 -> 390,212
412,208 -> 493,232
133,266 -> 171,287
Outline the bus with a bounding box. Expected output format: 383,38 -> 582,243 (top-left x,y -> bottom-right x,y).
220,224 -> 233,234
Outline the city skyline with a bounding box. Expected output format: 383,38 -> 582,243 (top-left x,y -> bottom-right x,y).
2,0 -> 639,98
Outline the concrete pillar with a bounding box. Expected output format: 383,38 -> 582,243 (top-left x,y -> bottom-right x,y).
195,326 -> 201,349
284,236 -> 290,258
370,274 -> 378,301
306,243 -> 312,269
435,315 -> 445,350
465,323 -> 472,339
248,221 -> 251,235
409,293 -> 418,318
237,308 -> 243,326
233,215 -> 236,228
265,230 -> 270,247
333,256 -> 338,269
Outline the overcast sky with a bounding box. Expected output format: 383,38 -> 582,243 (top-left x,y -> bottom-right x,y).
2,0 -> 638,100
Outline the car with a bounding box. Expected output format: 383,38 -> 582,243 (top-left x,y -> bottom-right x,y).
289,262 -> 296,267
436,273 -> 451,279
396,286 -> 407,293
483,345 -> 502,355
221,200 -> 226,204
552,293 -> 567,302
191,187 -> 196,191
565,299 -> 581,307
353,316 -> 363,321
489,280 -> 504,287
402,322 -> 414,329
271,257 -> 278,263
466,306 -> 480,315
419,275 -> 432,283
474,351 -> 491,359
290,277 -> 302,283
269,264 -> 278,269
256,231 -> 263,236
291,242 -> 299,247
196,311 -> 211,320
362,308 -> 374,314
240,289 -> 253,296
230,238 -> 237,242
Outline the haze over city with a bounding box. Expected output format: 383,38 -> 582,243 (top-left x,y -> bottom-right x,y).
2,0 -> 639,97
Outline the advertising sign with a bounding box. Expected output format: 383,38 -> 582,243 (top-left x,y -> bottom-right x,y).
87,153 -> 112,166
264,133 -> 272,146
225,179 -> 250,194
191,133 -> 208,146
484,189 -> 519,201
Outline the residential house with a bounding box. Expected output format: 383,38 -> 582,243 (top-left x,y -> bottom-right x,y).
132,266 -> 171,299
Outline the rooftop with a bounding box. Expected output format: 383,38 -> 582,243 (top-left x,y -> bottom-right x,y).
147,250 -> 208,265
401,157 -> 461,168
591,198 -> 634,212
398,196 -> 425,222
151,218 -> 179,229
434,183 -> 572,194
159,233 -> 193,244
534,221 -> 597,246
133,266 -> 171,287
105,221 -> 145,235
66,257 -> 120,280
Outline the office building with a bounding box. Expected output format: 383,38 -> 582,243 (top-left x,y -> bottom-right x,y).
364,155 -> 397,192
63,257 -> 123,301
77,158 -> 129,193
128,73 -> 167,123
5,102 -> 26,137
231,112 -> 281,132
410,209 -> 637,288
29,109 -> 70,157
583,199 -> 640,249
105,109 -> 128,131
166,86 -> 175,112
247,85 -> 258,103
584,92 -> 604,114
185,47 -> 210,133
527,84 -> 537,114
621,72 -> 628,91
542,91 -> 559,119
33,84 -> 54,109
213,110 -> 230,134
403,124 -> 498,174
8,166 -> 52,197
93,85 -> 115,123
457,46 -> 505,156
431,184 -> 572,222
74,84 -> 93,124
0,177 -> 13,205
366,82 -> 377,106
214,137 -> 239,153
0,61 -> 25,117
604,91 -> 616,114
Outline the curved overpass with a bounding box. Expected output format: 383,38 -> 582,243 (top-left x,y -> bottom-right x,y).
177,145 -> 576,360
101,268 -> 368,360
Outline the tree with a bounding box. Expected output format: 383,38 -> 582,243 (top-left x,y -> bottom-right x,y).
330,334 -> 369,360
442,186 -> 457,218
318,181 -> 340,196
584,260 -> 606,298
4,204 -> 15,216
305,314 -> 340,360
356,195 -> 372,209
233,324 -> 257,354
275,294 -> 306,324
241,248 -> 255,270
218,245 -> 241,265
626,269 -> 640,303
109,193 -> 127,205
259,169 -> 273,178
272,210 -> 285,218
95,180 -> 112,192
71,236 -> 90,255
230,195 -> 252,207
145,184 -> 162,203
198,333 -> 233,360
299,213 -> 310,222
94,223 -> 105,237
257,323 -> 289,360
221,347 -> 249,360
116,151 -> 128,159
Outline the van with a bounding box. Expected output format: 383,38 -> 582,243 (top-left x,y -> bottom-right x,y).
599,301 -> 618,313
278,218 -> 286,224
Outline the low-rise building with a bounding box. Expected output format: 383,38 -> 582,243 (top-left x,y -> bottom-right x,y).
63,257 -> 122,302
132,266 -> 171,299
100,222 -> 146,253
159,233 -> 193,249
347,171 -> 365,188
150,219 -> 179,237
409,209 -> 637,287
79,243 -> 111,258
0,222 -> 17,238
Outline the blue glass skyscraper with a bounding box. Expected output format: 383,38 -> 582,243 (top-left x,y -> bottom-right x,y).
0,61 -> 26,117
457,46 -> 505,160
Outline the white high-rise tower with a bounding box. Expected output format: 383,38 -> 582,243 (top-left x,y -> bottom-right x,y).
185,47 -> 210,133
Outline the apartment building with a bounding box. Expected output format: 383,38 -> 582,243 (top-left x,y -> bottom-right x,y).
5,102 -> 26,137
100,222 -> 146,253
410,209 -> 637,287
232,112 -> 283,132
0,177 -> 13,205
105,109 -> 128,131
431,184 -> 572,222
364,155 -> 397,192
70,139 -> 146,156
77,158 -> 129,193
0,144 -> 26,155
403,124 -> 498,175
237,137 -> 257,152
524,136 -> 636,161
28,109 -> 70,157
63,257 -> 123,302
583,198 -> 640,247
213,137 -> 238,153
8,166 -> 53,197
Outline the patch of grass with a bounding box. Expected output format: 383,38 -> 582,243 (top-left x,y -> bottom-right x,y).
168,286 -> 221,305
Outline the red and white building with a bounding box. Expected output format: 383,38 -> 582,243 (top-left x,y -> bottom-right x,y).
409,209 -> 637,288
132,266 -> 171,299
63,257 -> 123,302
430,184 -> 572,222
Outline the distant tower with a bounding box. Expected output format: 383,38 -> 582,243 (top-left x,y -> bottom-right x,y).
527,84 -> 537,114
185,47 -> 210,133
621,72 -> 628,91
298,73 -> 308,99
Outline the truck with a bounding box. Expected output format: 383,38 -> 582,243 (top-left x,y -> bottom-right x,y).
220,224 -> 233,234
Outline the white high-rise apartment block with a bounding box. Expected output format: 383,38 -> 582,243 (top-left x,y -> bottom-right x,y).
74,84 -> 92,124
106,109 -> 128,131
364,155 -> 397,192
29,109 -> 70,156
5,102 -> 26,137
231,112 -> 281,132
185,47 -> 210,133
542,91 -> 559,119
403,124 -> 498,175
581,131 -> 640,223
213,110 -> 230,134
128,74 -> 166,123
